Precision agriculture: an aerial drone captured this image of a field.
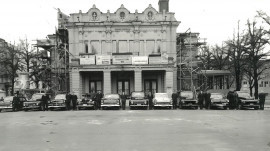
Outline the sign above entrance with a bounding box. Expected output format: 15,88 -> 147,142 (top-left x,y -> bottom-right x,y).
80,54 -> 95,65
112,54 -> 132,65
132,56 -> 148,65
96,55 -> 111,65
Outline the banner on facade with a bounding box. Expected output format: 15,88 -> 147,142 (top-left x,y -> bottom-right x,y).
148,53 -> 168,64
96,55 -> 111,65
80,55 -> 95,65
112,55 -> 132,64
132,56 -> 148,65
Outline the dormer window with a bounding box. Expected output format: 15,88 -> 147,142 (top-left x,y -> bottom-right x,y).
147,11 -> 153,20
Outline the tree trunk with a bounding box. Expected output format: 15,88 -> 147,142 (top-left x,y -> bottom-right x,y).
235,69 -> 241,91
249,86 -> 253,96
254,69 -> 259,99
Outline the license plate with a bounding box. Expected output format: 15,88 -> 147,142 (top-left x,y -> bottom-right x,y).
83,104 -> 87,106
250,103 -> 253,105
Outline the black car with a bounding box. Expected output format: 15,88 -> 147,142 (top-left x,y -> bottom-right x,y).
129,92 -> 148,109
236,91 -> 260,110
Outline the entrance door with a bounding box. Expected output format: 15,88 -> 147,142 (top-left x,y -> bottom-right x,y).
89,81 -> 102,93
117,80 -> 130,95
144,80 -> 157,95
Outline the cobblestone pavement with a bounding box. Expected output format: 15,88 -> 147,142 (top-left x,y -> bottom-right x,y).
0,109 -> 270,151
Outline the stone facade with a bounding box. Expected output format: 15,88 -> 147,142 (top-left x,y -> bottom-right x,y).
58,1 -> 180,98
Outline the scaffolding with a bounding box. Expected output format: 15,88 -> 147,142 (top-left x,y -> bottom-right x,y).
177,31 -> 206,97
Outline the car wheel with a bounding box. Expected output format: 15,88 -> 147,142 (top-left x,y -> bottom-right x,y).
238,104 -> 242,110
224,107 -> 227,110
254,107 -> 259,110
195,106 -> 198,110
24,109 -> 28,112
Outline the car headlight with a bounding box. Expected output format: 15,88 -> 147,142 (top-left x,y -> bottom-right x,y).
36,103 -> 39,105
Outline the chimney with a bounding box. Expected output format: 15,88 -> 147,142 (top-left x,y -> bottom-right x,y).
158,0 -> 169,12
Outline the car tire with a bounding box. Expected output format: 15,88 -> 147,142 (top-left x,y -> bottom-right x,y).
24,109 -> 28,112
238,104 -> 242,110
224,107 -> 227,110
195,106 -> 198,110
254,107 -> 259,110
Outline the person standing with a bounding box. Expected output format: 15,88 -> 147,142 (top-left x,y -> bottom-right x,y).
198,90 -> 204,109
258,92 -> 266,110
71,93 -> 78,110
41,94 -> 46,111
120,92 -> 126,110
227,91 -> 233,109
233,90 -> 239,109
65,93 -> 71,110
205,90 -> 211,109
95,91 -> 103,110
148,91 -> 153,110
12,93 -> 20,111
0,97 -> 3,102
171,91 -> 178,109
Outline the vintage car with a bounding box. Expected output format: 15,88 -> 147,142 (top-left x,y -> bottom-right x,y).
48,94 -> 66,110
129,91 -> 148,109
0,96 -> 27,112
153,93 -> 172,109
236,91 -> 260,110
101,94 -> 121,110
210,93 -> 229,109
23,93 -> 46,111
77,93 -> 96,110
179,91 -> 198,109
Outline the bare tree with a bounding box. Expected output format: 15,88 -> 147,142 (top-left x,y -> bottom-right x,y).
210,44 -> 230,70
198,46 -> 213,70
225,21 -> 248,91
0,43 -> 23,95
244,19 -> 270,99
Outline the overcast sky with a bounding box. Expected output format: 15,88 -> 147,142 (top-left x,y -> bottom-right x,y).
0,0 -> 269,46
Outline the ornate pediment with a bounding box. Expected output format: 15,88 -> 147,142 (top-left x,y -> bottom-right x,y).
87,4 -> 102,22
142,4 -> 158,21
115,4 -> 130,22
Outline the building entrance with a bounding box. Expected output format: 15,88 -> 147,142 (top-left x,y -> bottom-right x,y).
144,80 -> 157,95
89,81 -> 102,93
117,80 -> 130,95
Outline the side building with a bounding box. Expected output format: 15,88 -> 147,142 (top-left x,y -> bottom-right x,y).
58,0 -> 180,98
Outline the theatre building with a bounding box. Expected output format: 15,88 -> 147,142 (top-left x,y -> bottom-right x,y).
58,0 -> 180,97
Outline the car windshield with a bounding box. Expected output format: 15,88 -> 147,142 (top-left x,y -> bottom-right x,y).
181,91 -> 193,98
131,92 -> 145,98
237,92 -> 251,98
155,93 -> 169,98
104,94 -> 119,99
55,94 -> 66,100
31,94 -> 44,100
211,93 -> 223,99
3,96 -> 13,102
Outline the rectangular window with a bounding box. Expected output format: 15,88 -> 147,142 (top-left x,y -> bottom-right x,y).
90,41 -> 100,54
259,81 -> 263,87
119,41 -> 128,53
265,81 -> 268,87
84,41 -> 88,53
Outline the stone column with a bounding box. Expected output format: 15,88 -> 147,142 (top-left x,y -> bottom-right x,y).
103,70 -> 111,94
165,70 -> 173,95
70,68 -> 82,98
134,69 -> 142,91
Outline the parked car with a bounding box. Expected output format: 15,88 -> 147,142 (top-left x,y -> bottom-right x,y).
129,91 -> 148,109
153,93 -> 172,109
236,91 -> 260,110
77,93 -> 96,110
179,91 -> 198,109
209,93 -> 229,110
0,96 -> 27,112
48,94 -> 66,110
101,94 -> 121,110
23,93 -> 47,111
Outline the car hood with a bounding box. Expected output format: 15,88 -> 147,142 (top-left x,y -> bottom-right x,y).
211,99 -> 227,103
155,97 -> 171,102
24,100 -> 40,104
0,102 -> 12,106
51,99 -> 65,103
